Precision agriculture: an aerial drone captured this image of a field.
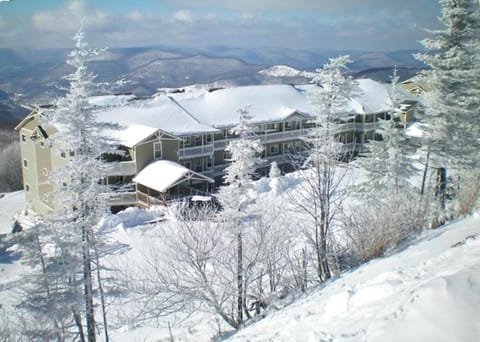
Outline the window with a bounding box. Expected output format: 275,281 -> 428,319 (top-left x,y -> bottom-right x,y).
21,134 -> 26,142
295,141 -> 303,152
183,161 -> 191,169
269,144 -> 280,155
194,136 -> 202,146
205,134 -> 212,143
43,168 -> 49,176
194,158 -> 203,172
40,141 -> 45,148
69,151 -> 75,157
60,151 -> 66,158
283,142 -> 294,153
285,121 -> 296,131
153,141 -> 162,159
23,159 -> 28,167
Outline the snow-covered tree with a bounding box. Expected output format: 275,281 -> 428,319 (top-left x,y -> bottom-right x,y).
415,0 -> 480,222
293,56 -> 358,283
11,26 -> 112,341
355,68 -> 418,197
218,107 -> 263,327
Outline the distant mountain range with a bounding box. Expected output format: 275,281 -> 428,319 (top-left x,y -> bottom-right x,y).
0,46 -> 426,128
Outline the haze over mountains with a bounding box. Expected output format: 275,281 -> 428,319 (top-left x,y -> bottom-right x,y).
0,46 -> 425,128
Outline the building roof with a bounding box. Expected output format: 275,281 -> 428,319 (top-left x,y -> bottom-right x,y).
133,160 -> 214,193
97,95 -> 218,145
91,80 -> 417,147
299,79 -> 418,116
174,84 -> 313,128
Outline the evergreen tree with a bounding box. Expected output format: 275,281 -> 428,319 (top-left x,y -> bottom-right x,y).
12,26 -> 112,341
415,0 -> 480,221
356,68 -> 417,198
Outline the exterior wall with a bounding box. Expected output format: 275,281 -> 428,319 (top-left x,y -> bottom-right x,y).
162,139 -> 179,163
18,118 -> 59,216
134,140 -> 155,173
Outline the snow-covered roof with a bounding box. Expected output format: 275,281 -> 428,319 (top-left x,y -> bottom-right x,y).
89,94 -> 136,107
95,80 -> 417,147
133,160 -> 213,193
175,84 -> 313,128
104,124 -> 158,148
301,79 -> 418,115
97,95 -> 218,144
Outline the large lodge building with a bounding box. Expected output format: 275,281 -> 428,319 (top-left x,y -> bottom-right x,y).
16,80 -> 418,216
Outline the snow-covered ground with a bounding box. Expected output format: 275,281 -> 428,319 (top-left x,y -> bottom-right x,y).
0,191 -> 25,235
229,214 -> 480,342
1,190 -> 479,341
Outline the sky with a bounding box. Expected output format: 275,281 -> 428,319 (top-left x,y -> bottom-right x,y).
0,0 -> 442,51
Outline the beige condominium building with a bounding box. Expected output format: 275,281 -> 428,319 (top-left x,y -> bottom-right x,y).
16,81 -> 417,215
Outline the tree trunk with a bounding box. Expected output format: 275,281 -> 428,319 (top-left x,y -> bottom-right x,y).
420,145 -> 431,196
82,226 -> 96,342
435,167 -> 447,210
72,307 -> 85,342
92,235 -> 109,342
236,231 -> 243,327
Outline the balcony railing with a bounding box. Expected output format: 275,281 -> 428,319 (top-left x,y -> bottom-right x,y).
214,129 -> 309,151
178,144 -> 214,158
104,161 -> 136,176
137,191 -> 167,208
335,121 -> 380,133
108,192 -> 137,206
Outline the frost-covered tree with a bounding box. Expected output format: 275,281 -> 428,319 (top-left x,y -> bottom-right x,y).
11,26 -> 112,342
218,107 -> 263,327
347,69 -> 424,260
415,0 -> 480,221
355,68 -> 418,197
294,56 -> 358,283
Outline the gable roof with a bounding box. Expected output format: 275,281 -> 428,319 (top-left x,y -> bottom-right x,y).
133,160 -> 214,193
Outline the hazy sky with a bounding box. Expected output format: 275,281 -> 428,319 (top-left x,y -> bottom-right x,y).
0,0 -> 442,51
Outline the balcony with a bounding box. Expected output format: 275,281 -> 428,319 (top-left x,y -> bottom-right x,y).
214,129 -> 309,151
178,144 -> 214,159
104,161 -> 136,176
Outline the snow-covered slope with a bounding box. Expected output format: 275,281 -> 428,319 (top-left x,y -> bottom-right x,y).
258,65 -> 303,77
258,65 -> 316,79
0,191 -> 25,235
2,189 -> 479,341
228,214 -> 480,341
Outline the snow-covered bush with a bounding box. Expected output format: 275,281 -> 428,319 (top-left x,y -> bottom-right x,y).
342,193 -> 424,264
454,173 -> 480,216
